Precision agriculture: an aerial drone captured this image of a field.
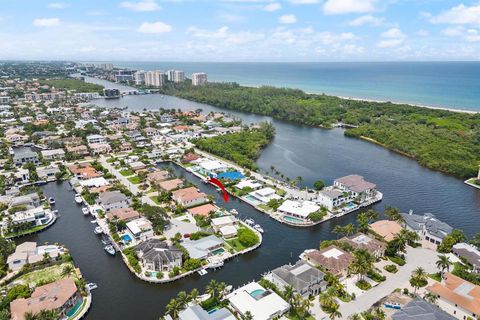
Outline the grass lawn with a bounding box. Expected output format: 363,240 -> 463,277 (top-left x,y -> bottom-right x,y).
258,204 -> 271,211
275,188 -> 287,197
120,169 -> 134,176
5,224 -> 49,238
429,272 -> 442,282
226,238 -> 247,252
12,262 -> 76,287
128,176 -> 142,184
150,196 -> 161,205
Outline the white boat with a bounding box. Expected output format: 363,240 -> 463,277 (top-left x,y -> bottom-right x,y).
245,218 -> 255,226
94,226 -> 103,235
48,197 -> 55,205
230,209 -> 238,215
86,283 -> 98,291
90,220 -> 97,224
208,261 -> 224,269
104,245 -> 116,256
197,269 -> 208,276
253,224 -> 264,233
82,207 -> 89,215
74,194 -> 83,204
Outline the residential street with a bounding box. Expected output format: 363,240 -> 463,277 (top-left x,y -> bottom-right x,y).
310,247 -> 439,319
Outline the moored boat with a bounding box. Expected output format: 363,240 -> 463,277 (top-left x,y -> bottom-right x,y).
253,224 -> 264,233
94,226 -> 103,235
48,197 -> 55,205
74,194 -> 82,204
86,283 -> 98,291
82,207 -> 89,215
245,218 -> 255,226
104,245 -> 116,255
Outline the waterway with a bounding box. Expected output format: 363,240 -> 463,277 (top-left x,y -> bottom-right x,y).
22,76 -> 480,319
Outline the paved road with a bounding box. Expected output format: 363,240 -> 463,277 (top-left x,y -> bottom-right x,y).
311,247 -> 439,319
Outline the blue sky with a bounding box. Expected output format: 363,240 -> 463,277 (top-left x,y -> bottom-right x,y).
0,0 -> 479,61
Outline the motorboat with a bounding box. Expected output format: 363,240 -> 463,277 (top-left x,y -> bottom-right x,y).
230,209 -> 238,215
82,207 -> 89,215
94,226 -> 103,235
104,245 -> 116,256
197,269 -> 208,276
245,218 -> 255,226
74,194 -> 83,204
90,220 -> 97,224
101,238 -> 112,245
48,197 -> 55,205
208,261 -> 224,269
86,283 -> 98,291
253,224 -> 264,233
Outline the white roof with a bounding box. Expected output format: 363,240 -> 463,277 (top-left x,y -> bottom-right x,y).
199,160 -> 225,171
211,215 -> 237,226
220,225 -> 237,236
235,180 -> 262,190
79,177 -> 109,188
126,217 -> 152,235
277,200 -> 320,218
322,247 -> 345,259
255,187 -> 276,197
249,187 -> 281,204
228,282 -> 289,320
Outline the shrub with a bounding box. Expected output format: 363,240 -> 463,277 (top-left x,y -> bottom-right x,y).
356,280 -> 372,291
388,256 -> 406,266
237,228 -> 259,247
156,272 -> 163,279
145,271 -> 151,277
383,264 -> 398,273
367,270 -> 386,282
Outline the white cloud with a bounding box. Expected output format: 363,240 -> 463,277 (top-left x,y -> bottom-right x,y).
120,0 -> 160,12
430,4 -> 480,25
264,3 -> 281,12
377,27 -> 406,48
138,21 -> 172,33
324,0 -> 377,15
443,26 -> 480,42
442,26 -> 463,37
33,18 -> 60,27
48,2 -> 69,9
279,14 -> 297,24
416,29 -> 429,37
465,29 -> 480,42
288,0 -> 319,4
80,46 -> 97,52
216,12 -> 245,23
349,15 -> 384,27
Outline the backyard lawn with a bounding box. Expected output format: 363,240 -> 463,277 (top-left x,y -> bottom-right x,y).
128,176 -> 142,184
226,238 -> 247,252
10,262 -> 77,287
120,169 -> 134,176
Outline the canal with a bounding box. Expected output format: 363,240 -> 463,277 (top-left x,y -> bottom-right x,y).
25,76 -> 479,319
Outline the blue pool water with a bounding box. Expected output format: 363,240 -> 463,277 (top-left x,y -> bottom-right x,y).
283,216 -> 304,223
217,171 -> 245,180
244,195 -> 261,205
66,299 -> 83,317
122,234 -> 132,242
249,289 -> 266,299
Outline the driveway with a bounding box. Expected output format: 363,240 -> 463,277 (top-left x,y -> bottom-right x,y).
310,247 -> 439,319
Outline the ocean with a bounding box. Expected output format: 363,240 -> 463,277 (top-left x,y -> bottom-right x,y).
107,61 -> 480,112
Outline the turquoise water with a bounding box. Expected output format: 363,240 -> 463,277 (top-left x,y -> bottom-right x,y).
211,248 -> 225,255
283,216 -> 304,223
107,61 -> 480,111
244,195 -> 261,205
122,234 -> 132,242
249,289 -> 266,299
66,299 -> 83,318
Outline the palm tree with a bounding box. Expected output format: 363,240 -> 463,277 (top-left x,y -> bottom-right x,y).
349,314 -> 362,320
324,301 -> 342,320
283,285 -> 294,305
165,298 -> 181,319
189,288 -> 199,304
410,267 -> 428,294
61,265 -> 74,277
206,279 -> 218,299
435,254 -> 452,277
372,307 -> 386,320
349,249 -> 374,282
242,311 -> 253,320
176,291 -> 189,309
384,206 -> 404,223
35,310 -> 59,320
217,282 -> 227,299
413,267 -> 428,281
343,223 -> 355,236
424,292 -> 439,305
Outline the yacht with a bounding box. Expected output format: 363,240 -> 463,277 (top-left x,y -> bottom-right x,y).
48,197 -> 55,205
94,226 -> 103,235
208,261 -> 224,269
86,283 -> 98,291
74,194 -> 83,204
104,245 -> 116,256
90,219 -> 97,224
82,207 -> 89,215
197,269 -> 208,276
230,209 -> 238,215
245,218 -> 255,226
253,224 -> 264,233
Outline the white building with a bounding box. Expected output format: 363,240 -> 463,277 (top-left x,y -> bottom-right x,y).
172,70 -> 185,83
248,187 -> 281,204
86,134 -> 106,144
41,149 -> 65,161
126,217 -> 154,241
192,73 -> 207,86
144,71 -> 165,87
227,282 -> 290,320
277,200 -> 320,220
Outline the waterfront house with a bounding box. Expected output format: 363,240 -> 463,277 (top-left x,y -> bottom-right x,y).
303,245 -> 354,278
340,233 -> 386,258
129,161 -> 146,171
40,148 -> 65,161
172,187 -> 209,208
126,217 -> 154,241
135,239 -> 182,273
10,278 -> 81,320
277,200 -> 320,221
3,193 -> 41,208
248,187 -> 281,204
269,260 -> 327,297
179,304 -> 235,320
106,207 -> 141,222
426,273 -> 480,320
6,207 -> 51,227
317,189 -> 345,211
391,297 -> 456,320
158,178 -> 183,192
36,165 -> 60,181
187,203 -> 217,217
14,168 -> 29,184
181,152 -> 199,164
197,159 -> 227,176
227,281 -> 290,320
369,220 -> 403,242
400,211 -> 452,246
13,147 -> 39,166
86,134 -> 105,144
79,177 -> 109,189
7,241 -> 63,272
68,164 -> 101,180
235,179 -> 262,190
211,215 -> 238,238
333,175 -> 377,201
182,235 -> 224,260
452,243 -> 480,273
96,191 -> 131,212
147,170 -> 169,186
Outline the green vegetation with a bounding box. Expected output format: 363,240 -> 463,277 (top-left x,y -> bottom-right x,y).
437,229 -> 466,253
192,122 -> 275,170
429,272 -> 442,282
39,78 -> 103,93
383,264 -> 398,273
120,169 -> 134,176
123,247 -> 141,274
226,238 -> 247,252
452,262 -> 480,285
356,279 -> 372,290
160,82 -> 480,178
388,255 -> 406,266
128,176 -> 142,184
308,208 -> 327,222
237,227 -> 259,247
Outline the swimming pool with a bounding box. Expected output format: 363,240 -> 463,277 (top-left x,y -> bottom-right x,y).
283,216 -> 304,223
211,248 -> 225,255
66,299 -> 83,318
249,289 -> 266,299
345,202 -> 357,209
122,234 -> 132,242
244,195 -> 261,205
